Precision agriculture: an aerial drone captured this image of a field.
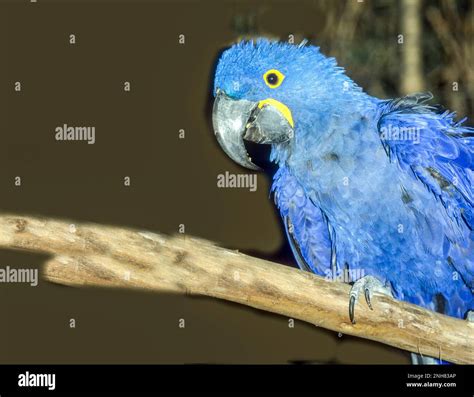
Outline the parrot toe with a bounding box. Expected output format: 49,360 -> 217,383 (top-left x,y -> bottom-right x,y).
349,275 -> 393,324
467,310 -> 474,322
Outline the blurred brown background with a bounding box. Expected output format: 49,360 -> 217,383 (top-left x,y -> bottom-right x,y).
0,0 -> 471,364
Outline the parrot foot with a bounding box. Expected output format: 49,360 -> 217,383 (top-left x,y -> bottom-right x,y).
349,275 -> 392,324
467,310 -> 474,322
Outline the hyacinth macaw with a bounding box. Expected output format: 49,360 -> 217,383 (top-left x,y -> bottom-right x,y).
212,39 -> 473,364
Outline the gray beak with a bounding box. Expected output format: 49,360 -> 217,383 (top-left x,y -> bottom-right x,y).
212,90 -> 294,170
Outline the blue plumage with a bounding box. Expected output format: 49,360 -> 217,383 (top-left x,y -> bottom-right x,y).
214,39 -> 473,331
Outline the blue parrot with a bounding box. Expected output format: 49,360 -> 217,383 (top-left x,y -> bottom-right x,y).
211,39 -> 473,364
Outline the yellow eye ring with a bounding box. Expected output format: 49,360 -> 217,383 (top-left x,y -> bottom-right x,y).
263,69 -> 285,88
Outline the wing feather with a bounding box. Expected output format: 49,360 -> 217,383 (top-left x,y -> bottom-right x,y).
377,93 -> 474,288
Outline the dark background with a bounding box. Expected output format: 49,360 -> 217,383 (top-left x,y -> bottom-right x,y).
0,0 -> 471,364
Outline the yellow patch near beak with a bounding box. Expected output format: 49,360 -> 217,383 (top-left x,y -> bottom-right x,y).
258,98 -> 294,128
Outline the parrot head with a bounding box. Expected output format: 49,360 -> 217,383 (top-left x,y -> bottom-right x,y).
212,39 -> 363,169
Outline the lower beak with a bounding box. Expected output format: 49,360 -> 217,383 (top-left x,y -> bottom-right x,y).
212,90 -> 294,170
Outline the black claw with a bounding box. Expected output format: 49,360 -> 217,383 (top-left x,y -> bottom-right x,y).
349,295 -> 356,324
365,288 -> 373,310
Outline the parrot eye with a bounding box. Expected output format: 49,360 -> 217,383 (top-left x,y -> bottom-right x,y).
263,69 -> 285,88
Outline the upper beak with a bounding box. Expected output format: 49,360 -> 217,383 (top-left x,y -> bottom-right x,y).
212,89 -> 294,170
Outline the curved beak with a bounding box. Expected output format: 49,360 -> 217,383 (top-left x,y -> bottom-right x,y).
212,90 -> 294,170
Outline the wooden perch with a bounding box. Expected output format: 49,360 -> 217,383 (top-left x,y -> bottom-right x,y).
0,214 -> 472,364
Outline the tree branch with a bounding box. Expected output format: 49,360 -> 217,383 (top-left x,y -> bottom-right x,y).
0,214 -> 472,364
